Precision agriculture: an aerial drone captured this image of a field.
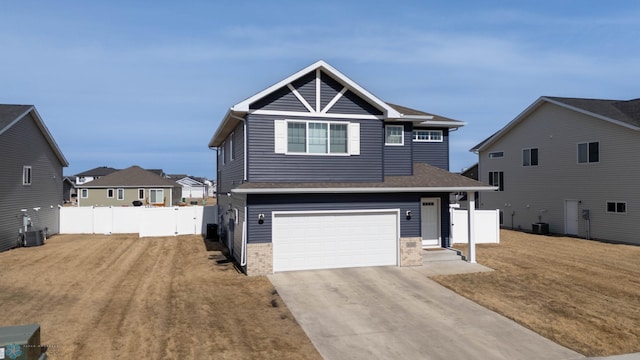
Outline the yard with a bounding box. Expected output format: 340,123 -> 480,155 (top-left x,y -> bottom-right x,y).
436,229 -> 640,357
0,234 -> 321,359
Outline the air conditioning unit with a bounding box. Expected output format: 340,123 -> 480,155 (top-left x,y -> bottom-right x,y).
0,323 -> 46,359
24,230 -> 44,247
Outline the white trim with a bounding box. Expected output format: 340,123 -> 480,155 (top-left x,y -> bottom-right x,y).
138,188 -> 145,200
287,83 -> 315,113
488,151 -> 504,159
606,201 -> 627,214
107,188 -> 114,198
81,188 -> 88,198
321,87 -> 348,114
420,197 -> 441,248
149,188 -> 164,204
385,124 -> 404,146
233,186 -> 497,194
231,60 -> 400,117
412,129 -> 443,142
315,69 -> 321,112
577,141 -> 600,164
117,188 -> 125,201
22,165 -> 32,185
249,109 -> 383,120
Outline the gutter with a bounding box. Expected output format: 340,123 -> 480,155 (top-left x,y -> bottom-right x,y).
232,186 -> 497,194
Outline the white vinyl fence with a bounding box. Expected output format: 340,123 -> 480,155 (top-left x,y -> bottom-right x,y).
60,206 -> 218,237
450,208 -> 500,244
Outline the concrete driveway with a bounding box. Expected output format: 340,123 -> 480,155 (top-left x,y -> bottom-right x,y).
269,266 -> 584,360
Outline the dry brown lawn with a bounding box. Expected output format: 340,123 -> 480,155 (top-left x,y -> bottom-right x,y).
0,234 -> 321,360
434,229 -> 640,357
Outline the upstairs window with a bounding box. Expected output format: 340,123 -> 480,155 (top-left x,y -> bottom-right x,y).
23,166 -> 32,185
412,129 -> 443,142
488,151 -> 504,159
230,132 -> 235,161
220,142 -> 225,165
523,148 -> 538,166
385,125 -> 404,145
578,142 -> 599,163
489,171 -> 504,191
287,121 -> 348,154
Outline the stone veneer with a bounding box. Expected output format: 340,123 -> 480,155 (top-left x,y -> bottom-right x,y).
246,243 -> 273,276
400,237 -> 423,266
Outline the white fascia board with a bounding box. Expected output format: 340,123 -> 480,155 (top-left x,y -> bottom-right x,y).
209,109 -> 244,148
232,186 -> 497,194
249,109 -> 383,120
416,120 -> 467,128
231,60 -> 401,118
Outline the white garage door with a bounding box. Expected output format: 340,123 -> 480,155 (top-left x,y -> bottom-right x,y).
272,210 -> 399,272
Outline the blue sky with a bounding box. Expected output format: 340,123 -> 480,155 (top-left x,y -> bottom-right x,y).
2,1 -> 639,178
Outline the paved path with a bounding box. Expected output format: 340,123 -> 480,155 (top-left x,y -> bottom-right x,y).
270,266 -> 585,360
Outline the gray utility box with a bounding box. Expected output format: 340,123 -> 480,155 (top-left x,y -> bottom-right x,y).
24,230 -> 44,247
0,323 -> 46,359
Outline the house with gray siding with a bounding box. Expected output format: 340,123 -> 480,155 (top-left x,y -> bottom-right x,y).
472,96 -> 640,245
209,61 -> 494,275
0,105 -> 68,252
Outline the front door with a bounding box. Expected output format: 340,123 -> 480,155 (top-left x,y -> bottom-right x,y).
564,200 -> 579,235
421,197 -> 441,247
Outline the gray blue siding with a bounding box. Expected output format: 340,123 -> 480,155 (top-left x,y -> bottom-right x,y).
0,113 -> 64,252
291,71 -> 316,109
246,114 -> 384,182
320,72 -> 343,110
217,123 -> 245,194
412,128 -> 449,170
328,90 -> 384,116
249,86 -> 308,112
383,123 -> 413,176
246,193 -> 451,246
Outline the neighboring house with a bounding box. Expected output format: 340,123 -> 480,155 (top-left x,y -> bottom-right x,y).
452,163 -> 479,209
209,60 -> 493,275
77,166 -> 180,207
63,176 -> 77,204
471,96 -> 640,245
0,105 -> 69,252
74,166 -> 118,185
168,174 -> 207,199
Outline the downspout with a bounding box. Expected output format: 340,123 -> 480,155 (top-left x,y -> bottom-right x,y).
241,207 -> 247,266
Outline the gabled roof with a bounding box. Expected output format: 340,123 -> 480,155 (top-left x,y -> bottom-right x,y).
209,61 -> 465,147
471,96 -> 640,152
0,104 -> 69,166
231,163 -> 494,194
79,166 -> 177,188
175,177 -> 205,186
75,166 -> 119,177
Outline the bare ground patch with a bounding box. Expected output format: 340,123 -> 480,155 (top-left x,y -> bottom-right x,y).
434,229 -> 640,357
0,234 -> 321,360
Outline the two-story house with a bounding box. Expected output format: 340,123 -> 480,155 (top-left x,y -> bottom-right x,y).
471,96 -> 640,245
209,61 -> 493,275
0,105 -> 68,252
74,166 -> 118,185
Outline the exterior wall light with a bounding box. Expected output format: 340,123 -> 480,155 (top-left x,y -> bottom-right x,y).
258,213 -> 265,224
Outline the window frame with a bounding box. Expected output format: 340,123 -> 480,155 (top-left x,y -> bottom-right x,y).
412,129 -> 443,142
488,171 -> 504,191
385,125 -> 404,146
606,201 -> 627,214
81,189 -> 88,198
230,132 -> 235,161
22,166 -> 32,185
522,148 -> 539,167
578,141 -> 599,164
138,188 -> 145,200
107,188 -> 114,198
117,188 -> 125,201
149,189 -> 164,204
220,142 -> 225,165
285,120 -> 349,155
488,151 -> 504,159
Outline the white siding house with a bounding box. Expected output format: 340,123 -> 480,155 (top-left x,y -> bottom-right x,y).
472,96 -> 640,245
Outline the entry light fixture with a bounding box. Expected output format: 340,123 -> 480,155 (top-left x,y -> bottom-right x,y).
405,210 -> 412,219
258,213 -> 265,224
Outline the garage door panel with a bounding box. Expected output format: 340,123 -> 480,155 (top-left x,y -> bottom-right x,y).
273,210 -> 398,272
